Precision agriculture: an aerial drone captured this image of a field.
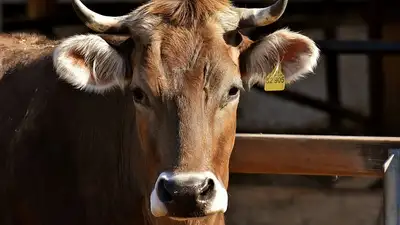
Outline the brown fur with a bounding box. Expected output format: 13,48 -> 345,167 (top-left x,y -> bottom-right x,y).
0,27 -> 239,225
0,35 -> 143,225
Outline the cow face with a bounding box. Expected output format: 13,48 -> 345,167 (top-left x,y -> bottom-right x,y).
52,0 -> 319,221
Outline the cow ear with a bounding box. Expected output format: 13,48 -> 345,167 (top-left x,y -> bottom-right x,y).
53,34 -> 131,94
239,28 -> 320,90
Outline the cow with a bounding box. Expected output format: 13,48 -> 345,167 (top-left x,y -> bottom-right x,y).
0,0 -> 320,224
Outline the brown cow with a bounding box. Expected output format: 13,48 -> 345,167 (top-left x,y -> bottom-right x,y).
0,0 -> 319,224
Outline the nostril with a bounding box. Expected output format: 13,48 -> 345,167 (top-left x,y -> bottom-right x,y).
198,178 -> 215,200
157,178 -> 173,203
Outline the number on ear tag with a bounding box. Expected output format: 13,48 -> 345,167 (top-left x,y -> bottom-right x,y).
264,64 -> 285,92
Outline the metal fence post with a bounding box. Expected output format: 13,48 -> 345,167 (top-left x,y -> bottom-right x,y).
384,149 -> 400,225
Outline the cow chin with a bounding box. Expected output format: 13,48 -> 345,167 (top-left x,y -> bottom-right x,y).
149,171 -> 228,220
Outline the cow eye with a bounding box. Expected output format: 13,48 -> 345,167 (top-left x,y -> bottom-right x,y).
220,86 -> 241,108
132,88 -> 147,105
228,86 -> 240,97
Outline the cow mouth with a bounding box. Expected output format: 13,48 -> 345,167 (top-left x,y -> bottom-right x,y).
167,211 -> 209,221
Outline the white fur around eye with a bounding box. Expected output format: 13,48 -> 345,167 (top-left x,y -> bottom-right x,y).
53,34 -> 127,94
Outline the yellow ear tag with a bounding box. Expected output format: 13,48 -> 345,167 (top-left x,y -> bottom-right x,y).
264,64 -> 285,92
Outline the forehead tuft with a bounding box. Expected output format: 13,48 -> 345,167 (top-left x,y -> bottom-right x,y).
148,0 -> 231,27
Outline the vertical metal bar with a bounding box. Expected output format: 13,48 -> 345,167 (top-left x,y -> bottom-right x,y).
323,0 -> 341,132
367,0 -> 384,135
383,149 -> 400,225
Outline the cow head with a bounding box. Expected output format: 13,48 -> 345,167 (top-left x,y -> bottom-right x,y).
53,0 -> 319,222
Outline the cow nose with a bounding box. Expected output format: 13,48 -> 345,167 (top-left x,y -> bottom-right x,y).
150,172 -> 228,218
157,175 -> 215,204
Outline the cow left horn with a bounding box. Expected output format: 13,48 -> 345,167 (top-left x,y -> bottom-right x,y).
235,0 -> 288,28
72,0 -> 128,33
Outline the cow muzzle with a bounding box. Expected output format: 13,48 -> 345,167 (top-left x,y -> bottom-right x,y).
150,171 -> 228,219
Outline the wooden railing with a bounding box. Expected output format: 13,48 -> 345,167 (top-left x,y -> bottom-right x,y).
230,134 -> 400,225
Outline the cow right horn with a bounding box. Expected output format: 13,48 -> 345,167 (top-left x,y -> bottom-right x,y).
234,0 -> 288,28
72,0 -> 128,33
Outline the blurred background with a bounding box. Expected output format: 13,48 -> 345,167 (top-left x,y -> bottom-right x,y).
1,0 -> 399,224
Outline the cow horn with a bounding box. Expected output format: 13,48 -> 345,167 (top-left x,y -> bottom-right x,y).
72,0 -> 128,33
235,0 -> 288,28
